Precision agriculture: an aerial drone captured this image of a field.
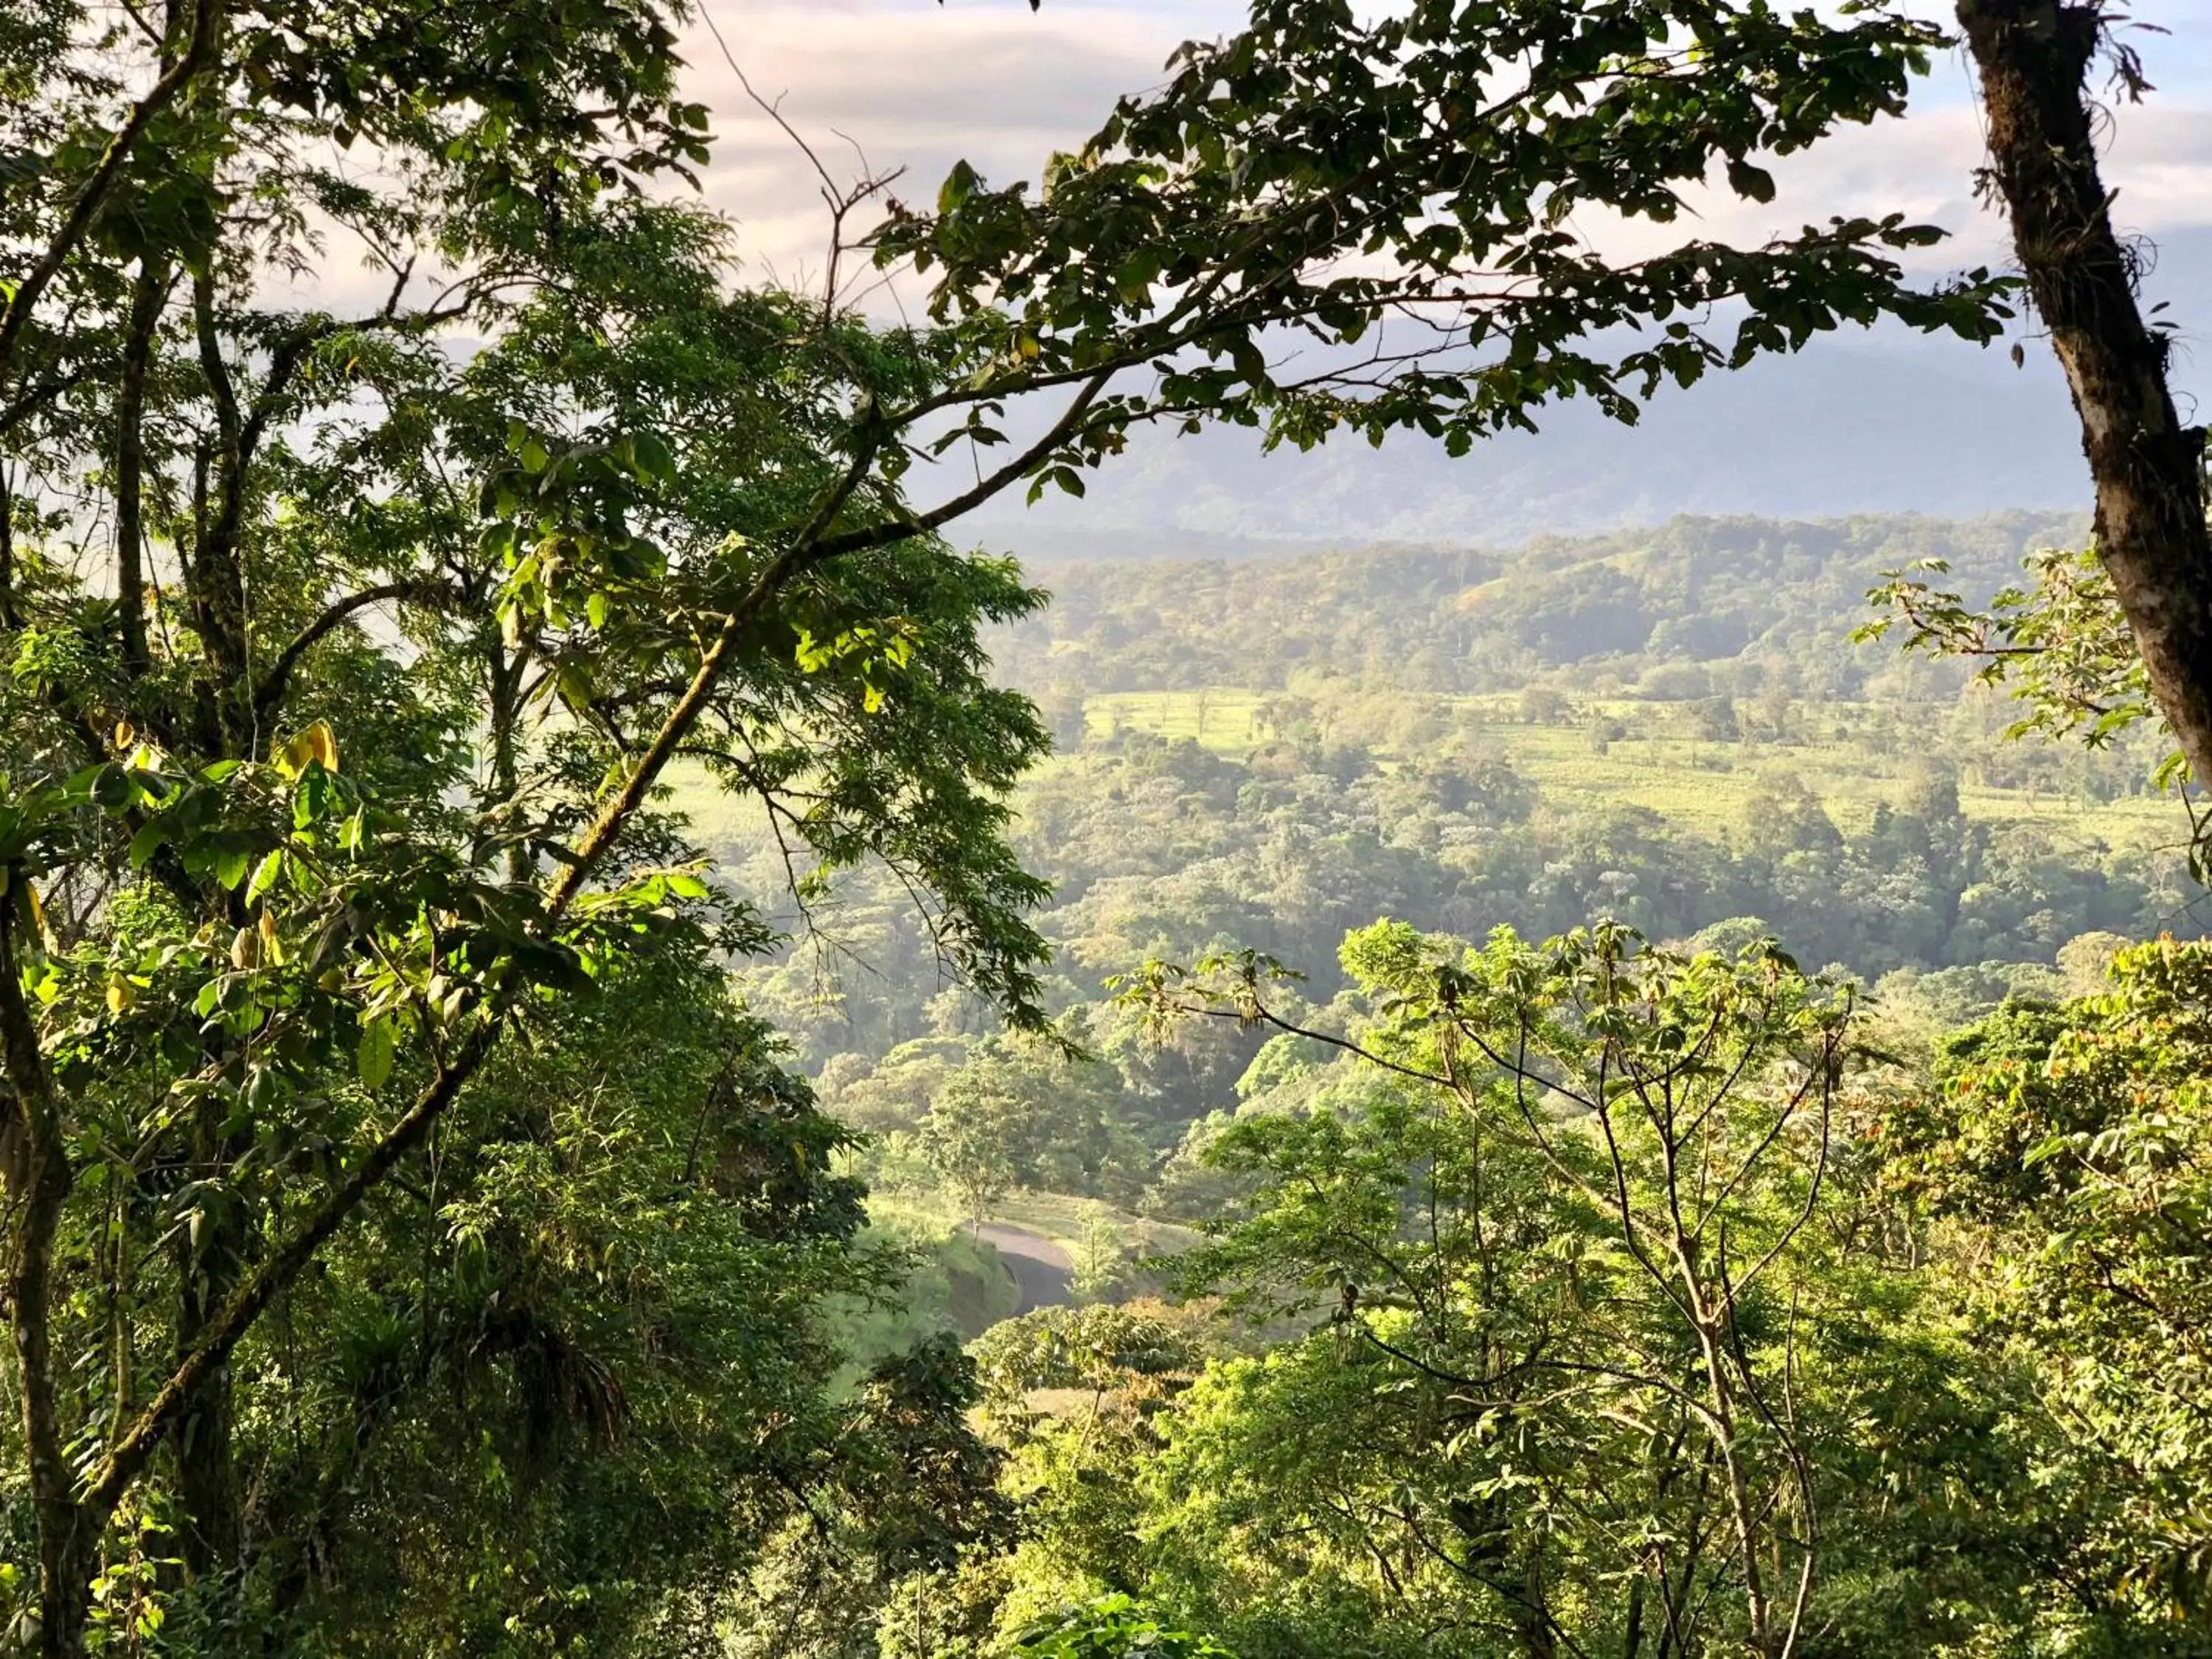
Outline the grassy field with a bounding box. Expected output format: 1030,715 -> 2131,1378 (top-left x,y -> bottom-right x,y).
1085,689 -> 1272,751
1084,688 -> 2185,848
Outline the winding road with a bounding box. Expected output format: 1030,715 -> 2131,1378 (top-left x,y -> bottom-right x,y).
975,1222 -> 1074,1314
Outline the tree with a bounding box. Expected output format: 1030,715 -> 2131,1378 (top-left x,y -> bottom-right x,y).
1892,940 -> 2212,1632
1950,1 -> 2212,793
1069,1203 -> 1129,1304
919,1064 -> 1030,1232
1123,925 -> 1859,1658
1012,1596 -> 1237,1659
194,948 -> 875,1655
0,2 -> 1054,1644
726,1335 -> 1013,1659
1696,693 -> 1741,743
1520,687 -> 1571,726
0,0 -> 2025,1644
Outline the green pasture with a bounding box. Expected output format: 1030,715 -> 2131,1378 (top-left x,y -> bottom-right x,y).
1083,688 -> 2185,848
1084,689 -> 1271,750
663,689 -> 2184,858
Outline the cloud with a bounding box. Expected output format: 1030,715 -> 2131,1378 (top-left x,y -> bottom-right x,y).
683,1 -> 2212,291
684,1 -> 1231,282
661,1 -> 2212,532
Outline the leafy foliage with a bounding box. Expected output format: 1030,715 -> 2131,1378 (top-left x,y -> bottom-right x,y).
1891,939 -> 2212,1627
0,0 -> 1058,1645
888,922 -> 2202,1659
0,0 -> 2180,1653
1862,544 -> 2163,762
1010,1596 -> 1237,1659
886,0 -> 2008,467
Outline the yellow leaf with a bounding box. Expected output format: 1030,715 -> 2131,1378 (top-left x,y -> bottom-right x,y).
105,978 -> 134,1014
280,720 -> 339,776
302,720 -> 338,773
24,883 -> 55,953
230,926 -> 258,970
258,910 -> 286,966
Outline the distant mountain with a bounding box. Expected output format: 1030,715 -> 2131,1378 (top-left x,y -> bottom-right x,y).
965,334 -> 2086,557
961,230 -> 2212,558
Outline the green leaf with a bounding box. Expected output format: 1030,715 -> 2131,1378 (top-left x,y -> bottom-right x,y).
293,767 -> 335,830
357,1019 -> 397,1092
630,431 -> 674,482
91,765 -> 133,810
938,159 -> 979,215
555,660 -> 597,711
246,849 -> 285,903
1725,157 -> 1777,204
128,819 -> 168,869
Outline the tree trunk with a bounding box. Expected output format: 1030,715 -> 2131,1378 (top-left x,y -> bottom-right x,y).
173,1223 -> 243,1578
1512,1544 -> 1559,1659
114,262 -> 167,682
1695,1322 -> 1776,1658
1958,0 -> 2212,790
0,905 -> 96,1655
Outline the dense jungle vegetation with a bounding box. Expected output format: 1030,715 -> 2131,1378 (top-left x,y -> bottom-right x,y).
6,1 -> 2212,1657
737,512 -> 2181,1062
714,509 -> 2212,1656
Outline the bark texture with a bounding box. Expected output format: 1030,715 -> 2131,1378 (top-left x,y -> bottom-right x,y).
0,904 -> 91,1655
1958,0 -> 2212,790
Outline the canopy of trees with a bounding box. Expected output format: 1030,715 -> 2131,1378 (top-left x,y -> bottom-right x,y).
2,0 -> 2208,1655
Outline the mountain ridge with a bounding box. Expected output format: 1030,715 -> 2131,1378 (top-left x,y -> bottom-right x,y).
990,509 -> 2093,698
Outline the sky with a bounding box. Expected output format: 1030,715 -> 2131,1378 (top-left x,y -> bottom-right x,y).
672,2 -> 2212,546
688,2 -> 2212,279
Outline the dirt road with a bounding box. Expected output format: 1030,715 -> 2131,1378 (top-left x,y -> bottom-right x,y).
975,1222 -> 1074,1315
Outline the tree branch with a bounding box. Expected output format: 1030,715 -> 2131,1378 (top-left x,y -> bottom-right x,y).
807,371 -> 1115,563
0,366 -> 93,442
0,0 -> 223,383
80,1016 -> 500,1520
254,580 -> 467,721
84,416 -> 898,1520
0,894 -> 90,1645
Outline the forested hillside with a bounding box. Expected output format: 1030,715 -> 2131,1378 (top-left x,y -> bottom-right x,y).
993,512 -> 2085,695
721,513 -> 2183,1065
694,509 -> 2212,1654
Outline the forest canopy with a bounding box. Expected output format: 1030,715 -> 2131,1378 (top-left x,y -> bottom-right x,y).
1,0 -> 2208,1656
